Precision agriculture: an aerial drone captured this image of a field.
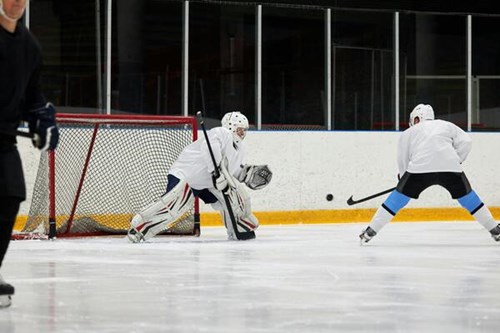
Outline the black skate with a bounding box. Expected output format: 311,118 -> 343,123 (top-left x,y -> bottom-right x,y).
0,275 -> 14,308
359,226 -> 377,244
490,225 -> 500,242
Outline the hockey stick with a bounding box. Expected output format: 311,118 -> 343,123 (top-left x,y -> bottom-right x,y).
196,111 -> 255,240
346,187 -> 396,206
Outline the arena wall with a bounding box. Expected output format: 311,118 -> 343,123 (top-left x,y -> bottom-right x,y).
16,130 -> 500,226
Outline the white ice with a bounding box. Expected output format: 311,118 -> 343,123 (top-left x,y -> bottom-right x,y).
1,222 -> 500,333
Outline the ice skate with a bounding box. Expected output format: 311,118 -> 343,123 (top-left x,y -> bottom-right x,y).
127,215 -> 177,243
359,226 -> 377,244
490,225 -> 500,242
127,213 -> 150,243
127,213 -> 161,243
127,212 -> 171,243
127,226 -> 145,243
0,274 -> 14,308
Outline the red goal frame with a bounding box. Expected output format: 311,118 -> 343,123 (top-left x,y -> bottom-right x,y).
17,113 -> 200,239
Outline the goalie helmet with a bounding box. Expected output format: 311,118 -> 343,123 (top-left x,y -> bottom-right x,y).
409,104 -> 434,127
221,111 -> 249,144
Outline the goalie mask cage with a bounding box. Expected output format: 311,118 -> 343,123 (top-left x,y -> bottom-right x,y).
15,113 -> 200,239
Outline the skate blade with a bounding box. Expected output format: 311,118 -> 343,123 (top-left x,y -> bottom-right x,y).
127,227 -> 145,243
359,236 -> 369,246
127,233 -> 142,243
0,295 -> 12,308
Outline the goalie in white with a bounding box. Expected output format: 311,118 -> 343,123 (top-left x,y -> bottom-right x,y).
127,111 -> 272,242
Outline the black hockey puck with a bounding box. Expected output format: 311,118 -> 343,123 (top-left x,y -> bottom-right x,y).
326,194 -> 334,201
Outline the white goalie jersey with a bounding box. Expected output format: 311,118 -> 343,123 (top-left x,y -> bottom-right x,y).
168,127 -> 246,190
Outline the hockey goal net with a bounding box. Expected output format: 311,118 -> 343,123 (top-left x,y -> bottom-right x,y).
14,113 -> 199,239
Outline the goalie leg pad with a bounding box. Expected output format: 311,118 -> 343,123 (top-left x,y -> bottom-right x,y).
231,183 -> 259,230
238,213 -> 259,232
210,183 -> 254,223
210,184 -> 259,240
217,209 -> 258,241
128,178 -> 194,243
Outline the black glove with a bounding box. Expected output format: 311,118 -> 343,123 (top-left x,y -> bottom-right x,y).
27,102 -> 59,151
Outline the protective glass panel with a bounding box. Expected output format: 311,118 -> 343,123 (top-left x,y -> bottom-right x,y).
399,13 -> 467,130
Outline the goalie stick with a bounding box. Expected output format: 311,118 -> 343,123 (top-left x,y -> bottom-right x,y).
347,187 -> 396,206
196,111 -> 255,240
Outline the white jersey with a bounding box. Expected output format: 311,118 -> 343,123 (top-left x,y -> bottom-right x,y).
397,119 -> 472,175
169,127 -> 246,190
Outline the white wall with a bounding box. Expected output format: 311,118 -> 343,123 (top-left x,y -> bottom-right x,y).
19,140 -> 42,215
18,130 -> 500,215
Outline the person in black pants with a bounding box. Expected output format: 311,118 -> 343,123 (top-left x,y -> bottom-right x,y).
0,0 -> 59,308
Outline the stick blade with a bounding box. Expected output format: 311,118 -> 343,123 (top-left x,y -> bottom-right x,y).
346,196 -> 356,206
237,230 -> 256,240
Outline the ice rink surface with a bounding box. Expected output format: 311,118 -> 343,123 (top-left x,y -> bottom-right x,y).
1,222 -> 500,333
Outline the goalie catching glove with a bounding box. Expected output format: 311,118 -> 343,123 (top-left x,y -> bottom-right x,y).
26,102 -> 59,151
238,164 -> 272,190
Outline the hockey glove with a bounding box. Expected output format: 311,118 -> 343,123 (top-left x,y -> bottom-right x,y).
238,164 -> 273,190
27,102 -> 59,151
212,171 -> 229,192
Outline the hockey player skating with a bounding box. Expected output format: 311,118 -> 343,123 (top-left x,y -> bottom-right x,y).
127,111 -> 272,242
359,104 -> 500,244
0,0 -> 59,307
